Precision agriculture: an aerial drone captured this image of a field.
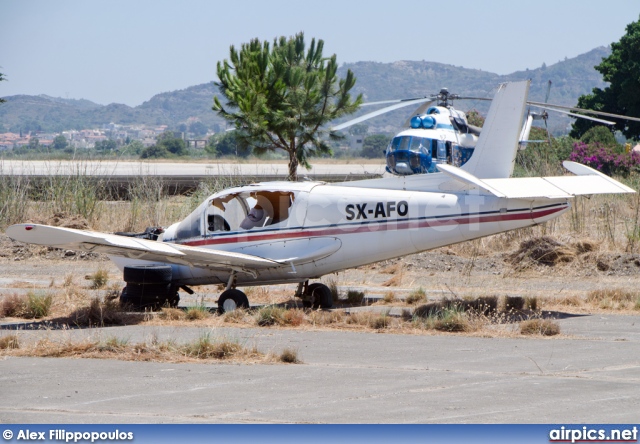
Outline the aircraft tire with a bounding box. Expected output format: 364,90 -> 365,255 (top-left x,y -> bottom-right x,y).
307,283 -> 333,309
123,265 -> 172,285
120,283 -> 176,311
218,289 -> 249,313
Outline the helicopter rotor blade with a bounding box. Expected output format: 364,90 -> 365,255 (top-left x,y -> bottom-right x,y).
542,108 -> 616,125
360,97 -> 428,107
455,96 -> 492,102
528,101 -> 640,123
331,97 -> 432,131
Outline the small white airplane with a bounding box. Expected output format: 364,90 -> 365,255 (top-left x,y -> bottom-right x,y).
6,81 -> 636,312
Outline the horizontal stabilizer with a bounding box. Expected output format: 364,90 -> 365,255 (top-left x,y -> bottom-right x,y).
437,162 -> 635,199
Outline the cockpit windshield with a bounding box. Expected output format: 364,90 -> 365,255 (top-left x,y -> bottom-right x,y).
389,136 -> 434,156
173,189 -> 296,241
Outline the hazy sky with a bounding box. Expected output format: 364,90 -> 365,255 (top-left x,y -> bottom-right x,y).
1,0 -> 639,106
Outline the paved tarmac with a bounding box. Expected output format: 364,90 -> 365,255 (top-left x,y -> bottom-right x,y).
1,314 -> 639,424
0,160 -> 385,178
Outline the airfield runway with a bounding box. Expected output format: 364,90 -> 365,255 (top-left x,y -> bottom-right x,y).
1,314 -> 639,423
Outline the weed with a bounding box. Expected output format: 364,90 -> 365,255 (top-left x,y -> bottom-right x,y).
406,287 -> 426,305
308,310 -> 345,325
183,333 -> 242,360
88,268 -> 109,289
282,308 -> 305,326
255,305 -> 285,326
185,297 -> 210,321
99,336 -> 130,352
326,279 -> 340,303
382,291 -> 396,304
587,288 -> 639,304
370,313 -> 391,330
185,307 -> 209,321
159,307 -> 186,321
0,335 -> 20,350
520,319 -> 561,336
432,308 -> 471,332
1,293 -> 26,317
525,296 -> 539,311
346,289 -> 365,305
504,296 -> 525,311
23,291 -> 53,318
279,348 -> 300,363
223,307 -> 248,323
71,297 -> 125,326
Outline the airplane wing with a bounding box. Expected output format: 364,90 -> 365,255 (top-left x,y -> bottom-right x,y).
437,161 -> 635,199
5,224 -> 281,273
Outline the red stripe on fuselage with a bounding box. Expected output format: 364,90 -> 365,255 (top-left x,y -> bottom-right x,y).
182,205 -> 567,248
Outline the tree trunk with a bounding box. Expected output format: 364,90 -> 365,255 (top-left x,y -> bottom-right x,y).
287,147 -> 299,181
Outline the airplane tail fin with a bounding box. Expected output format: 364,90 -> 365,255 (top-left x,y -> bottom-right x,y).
461,80 -> 530,179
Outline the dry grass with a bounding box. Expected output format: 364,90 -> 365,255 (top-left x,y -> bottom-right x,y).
0,332 -> 300,364
345,289 -> 365,305
87,268 -> 109,289
520,319 -> 561,336
0,334 -> 20,350
586,288 -> 640,310
406,287 -> 426,305
381,273 -> 403,287
279,348 -> 300,363
159,307 -> 186,321
382,291 -> 396,304
0,291 -> 53,319
69,297 -> 127,327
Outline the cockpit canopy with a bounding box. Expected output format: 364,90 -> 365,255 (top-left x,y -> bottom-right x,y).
173,189 -> 296,241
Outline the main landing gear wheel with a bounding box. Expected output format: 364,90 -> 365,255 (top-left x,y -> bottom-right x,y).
120,265 -> 178,311
306,283 -> 333,309
218,289 -> 250,313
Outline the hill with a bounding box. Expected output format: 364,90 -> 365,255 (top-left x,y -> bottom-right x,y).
0,47 -> 610,136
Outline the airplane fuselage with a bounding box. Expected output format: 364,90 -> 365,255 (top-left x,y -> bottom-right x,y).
109,181 -> 570,287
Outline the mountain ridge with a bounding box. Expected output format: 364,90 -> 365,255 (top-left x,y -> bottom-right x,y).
0,46 -> 610,136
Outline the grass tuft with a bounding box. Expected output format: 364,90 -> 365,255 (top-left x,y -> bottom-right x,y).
520,319 -> 561,336
255,305 -> 285,326
88,268 -> 109,289
345,289 -> 365,305
0,335 -> 20,350
159,307 -> 186,321
406,287 -> 426,305
279,348 -> 300,363
71,297 -> 125,326
23,291 -> 53,318
382,291 -> 396,304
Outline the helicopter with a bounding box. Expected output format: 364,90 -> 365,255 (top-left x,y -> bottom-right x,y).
6,81 -> 636,313
333,81 -> 640,176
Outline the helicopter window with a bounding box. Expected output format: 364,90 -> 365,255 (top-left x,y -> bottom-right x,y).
436,140 -> 447,161
398,136 -> 410,151
409,137 -> 431,155
389,137 -> 402,151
